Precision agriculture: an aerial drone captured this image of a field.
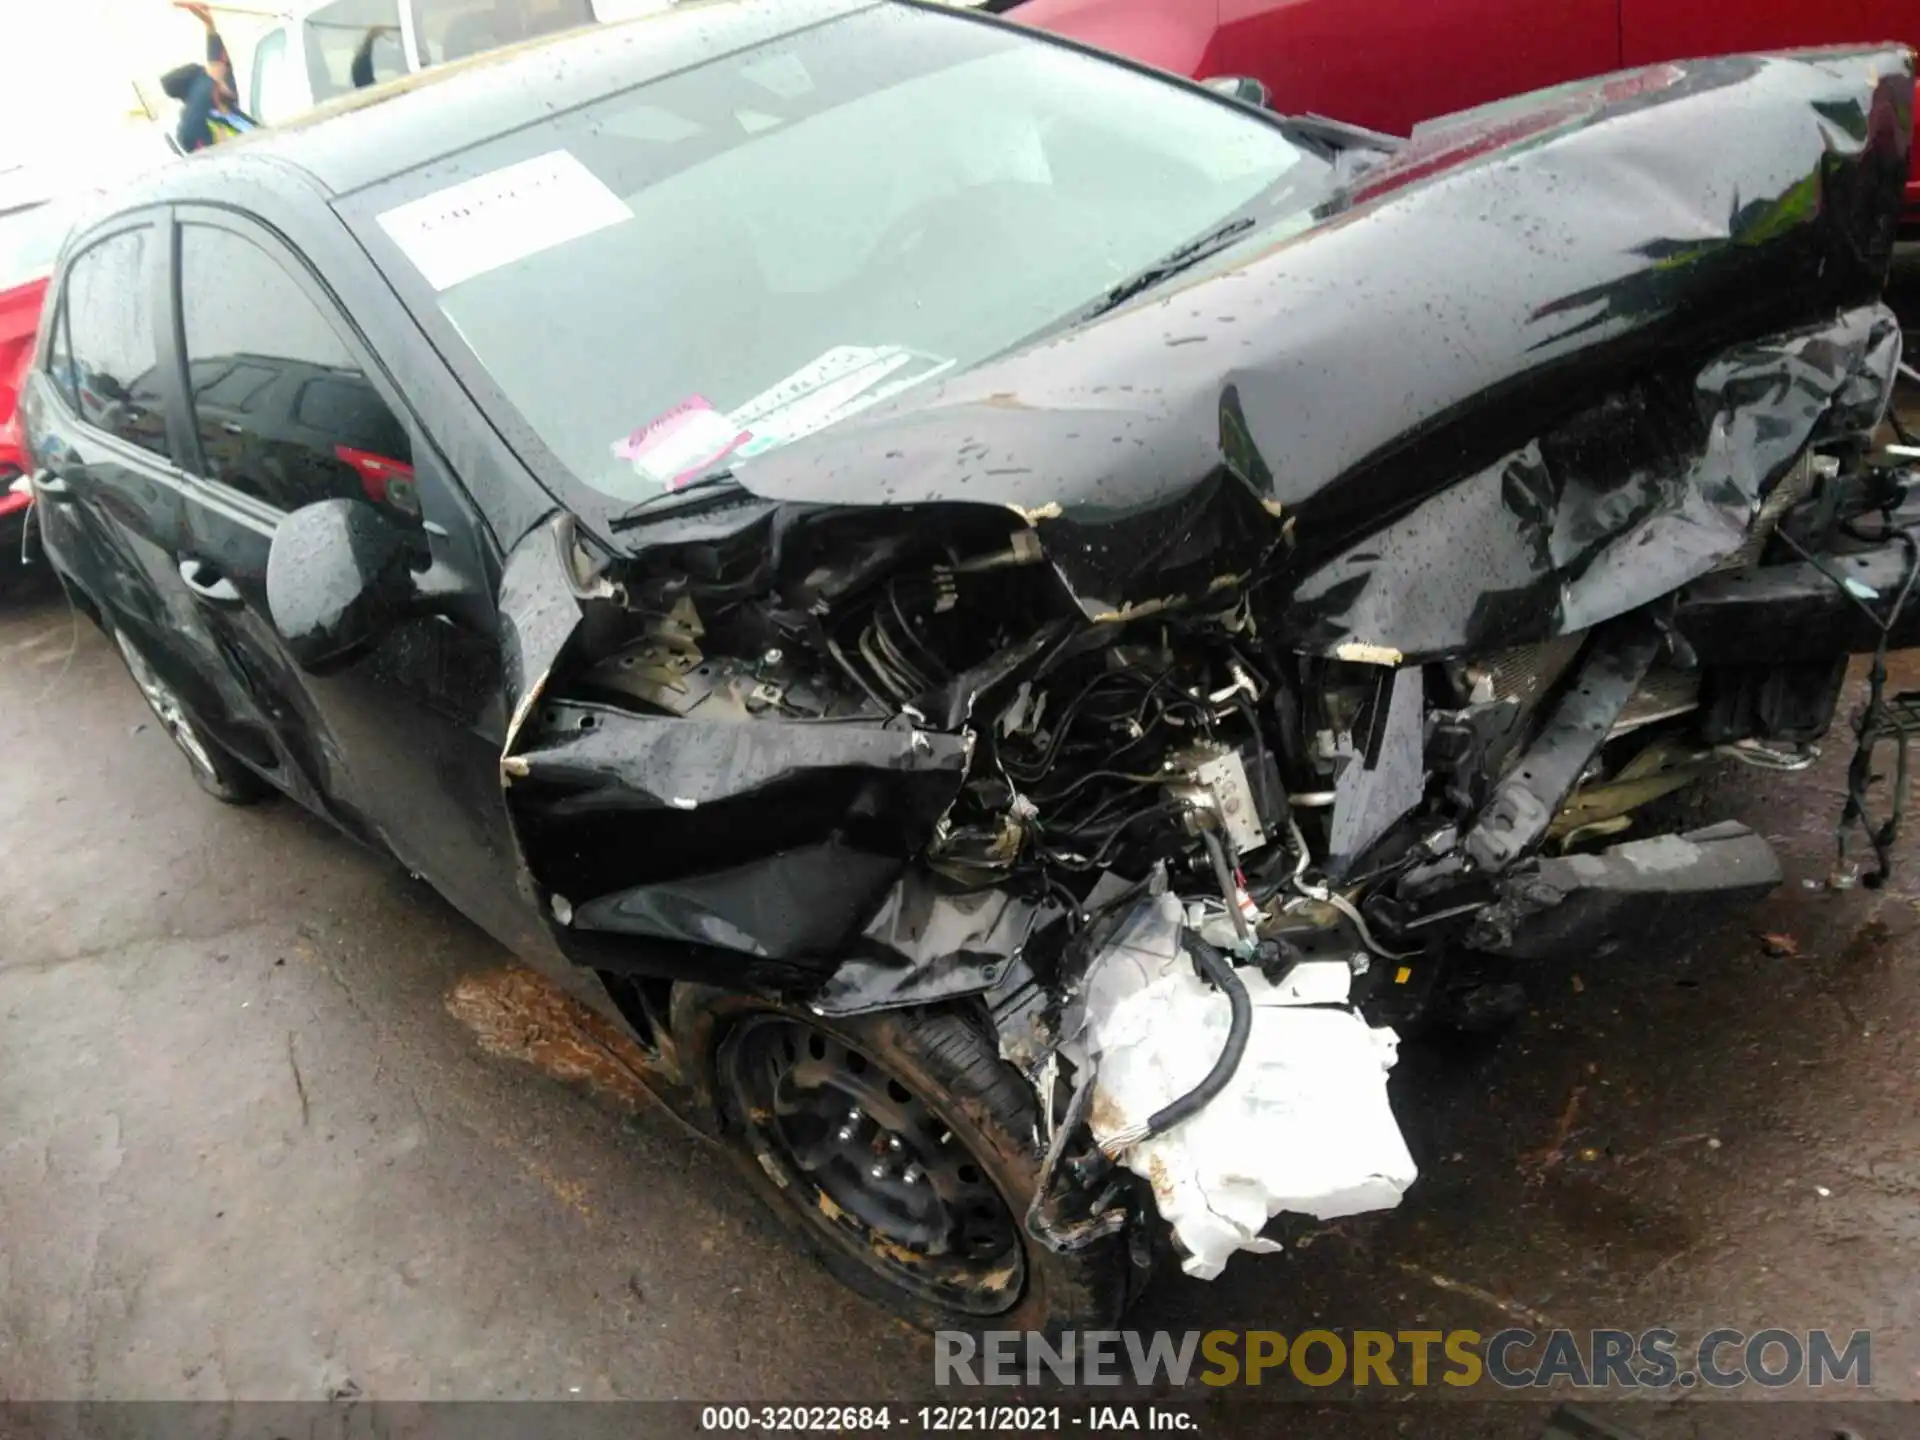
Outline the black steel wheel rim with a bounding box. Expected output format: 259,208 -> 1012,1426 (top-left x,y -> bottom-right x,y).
723,1014 -> 1026,1315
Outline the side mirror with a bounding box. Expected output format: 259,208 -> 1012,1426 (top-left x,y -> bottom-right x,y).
1203,75 -> 1271,109
267,498 -> 415,674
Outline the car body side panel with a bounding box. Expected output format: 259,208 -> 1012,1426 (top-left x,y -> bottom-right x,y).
25,217 -> 291,768
35,173 -> 578,985
154,199 -> 559,969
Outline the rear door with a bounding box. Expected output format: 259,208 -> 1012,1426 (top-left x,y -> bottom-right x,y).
1211,0 -> 1621,136
165,206 -> 541,952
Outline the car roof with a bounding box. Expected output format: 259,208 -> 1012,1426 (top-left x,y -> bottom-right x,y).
138,0 -> 883,202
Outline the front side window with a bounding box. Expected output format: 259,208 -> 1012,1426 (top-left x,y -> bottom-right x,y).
63,227 -> 169,459
303,0 -> 406,106
179,224 -> 417,520
357,5 -> 1327,506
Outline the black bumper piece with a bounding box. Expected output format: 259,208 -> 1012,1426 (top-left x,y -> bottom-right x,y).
1466,821 -> 1783,963
1677,529 -> 1920,663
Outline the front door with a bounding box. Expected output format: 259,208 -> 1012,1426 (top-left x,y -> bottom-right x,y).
31,214 -> 286,773
163,207 -> 547,957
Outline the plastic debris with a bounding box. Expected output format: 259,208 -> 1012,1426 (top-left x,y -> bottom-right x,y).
1080,894 -> 1418,1279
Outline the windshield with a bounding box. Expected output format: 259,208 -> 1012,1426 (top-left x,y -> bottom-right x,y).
356,4 -> 1328,504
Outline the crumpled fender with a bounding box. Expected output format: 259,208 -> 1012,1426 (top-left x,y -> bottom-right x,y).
496,515 -> 986,992
1284,303 -> 1906,661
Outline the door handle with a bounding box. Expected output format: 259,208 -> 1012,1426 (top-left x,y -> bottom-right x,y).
179,557 -> 244,607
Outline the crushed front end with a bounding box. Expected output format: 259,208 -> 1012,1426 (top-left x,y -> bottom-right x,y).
498,46 -> 1918,1286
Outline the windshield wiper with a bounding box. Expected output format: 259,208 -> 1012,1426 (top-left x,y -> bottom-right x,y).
1078,215 -> 1260,323
608,466 -> 744,530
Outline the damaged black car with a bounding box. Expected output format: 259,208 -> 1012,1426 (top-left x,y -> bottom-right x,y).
22,0 -> 1918,1329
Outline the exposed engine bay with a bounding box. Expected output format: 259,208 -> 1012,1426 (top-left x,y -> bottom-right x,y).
503,338 -> 1918,1275
492,47 -> 1920,1282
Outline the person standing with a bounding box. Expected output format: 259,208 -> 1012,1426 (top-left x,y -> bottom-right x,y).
158,1 -> 259,153
349,23 -> 399,89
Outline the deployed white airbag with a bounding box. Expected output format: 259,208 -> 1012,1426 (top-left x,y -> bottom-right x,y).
1080,894 -> 1418,1279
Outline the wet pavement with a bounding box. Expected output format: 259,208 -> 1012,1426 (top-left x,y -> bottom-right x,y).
5,575 -> 1920,1439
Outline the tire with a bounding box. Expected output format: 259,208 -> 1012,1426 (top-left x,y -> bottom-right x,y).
702,993 -> 1134,1334
110,624 -> 272,805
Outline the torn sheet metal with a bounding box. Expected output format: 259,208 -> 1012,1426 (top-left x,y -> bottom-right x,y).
812,873 -> 1042,1015
1284,304 -> 1905,660
1082,895 -> 1416,1280
570,839 -> 902,957
498,511 -> 594,759
1328,664 -> 1425,872
510,700 -> 969,809
495,516 -> 982,986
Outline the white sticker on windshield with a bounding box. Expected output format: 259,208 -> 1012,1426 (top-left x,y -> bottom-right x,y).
733,345 -> 954,457
377,150 -> 631,292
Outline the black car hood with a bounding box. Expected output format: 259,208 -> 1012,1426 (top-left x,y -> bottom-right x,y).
716,47 -> 1913,648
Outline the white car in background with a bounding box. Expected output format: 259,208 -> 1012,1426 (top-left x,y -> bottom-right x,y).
246,0 -> 680,122
244,0 -> 1020,120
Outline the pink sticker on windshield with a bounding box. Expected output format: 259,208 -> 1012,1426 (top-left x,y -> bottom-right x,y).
612,396 -> 750,489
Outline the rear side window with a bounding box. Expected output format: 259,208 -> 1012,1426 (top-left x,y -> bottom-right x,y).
63,227 -> 170,460
179,224 -> 417,521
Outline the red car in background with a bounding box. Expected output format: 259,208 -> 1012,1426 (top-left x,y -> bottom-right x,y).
0,200 -> 76,476
1010,0 -> 1920,237
0,132 -> 175,577
0,199 -> 71,567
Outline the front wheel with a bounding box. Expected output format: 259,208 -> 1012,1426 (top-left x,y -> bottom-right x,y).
111,625 -> 271,805
706,996 -> 1134,1333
